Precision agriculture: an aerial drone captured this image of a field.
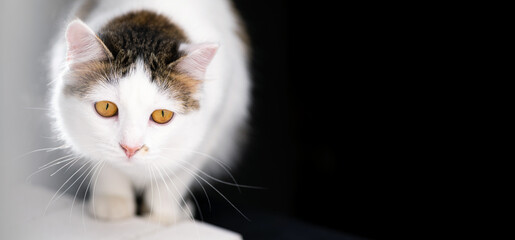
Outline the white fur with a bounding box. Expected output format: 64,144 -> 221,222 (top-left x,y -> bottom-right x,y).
50,0 -> 250,224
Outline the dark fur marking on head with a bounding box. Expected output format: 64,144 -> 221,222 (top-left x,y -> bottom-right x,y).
65,10 -> 202,112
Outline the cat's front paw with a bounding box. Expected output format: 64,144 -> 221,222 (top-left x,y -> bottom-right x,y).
145,201 -> 194,226
89,195 -> 135,221
145,210 -> 191,226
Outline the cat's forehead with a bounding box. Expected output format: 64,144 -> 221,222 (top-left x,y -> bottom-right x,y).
88,61 -> 183,113
117,61 -> 163,106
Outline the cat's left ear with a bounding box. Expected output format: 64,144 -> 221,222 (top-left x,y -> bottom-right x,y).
173,43 -> 219,80
65,19 -> 113,68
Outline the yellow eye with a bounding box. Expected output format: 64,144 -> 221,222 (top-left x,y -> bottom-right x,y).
95,101 -> 118,117
151,109 -> 174,124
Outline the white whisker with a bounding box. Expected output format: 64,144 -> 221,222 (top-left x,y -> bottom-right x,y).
23,107 -> 52,111
154,159 -> 204,221
159,147 -> 241,192
38,154 -> 75,169
45,160 -> 90,215
13,145 -> 68,162
25,155 -> 77,182
148,164 -> 162,223
90,160 -> 107,220
173,159 -> 250,221
50,157 -> 80,176
70,160 -> 103,220
177,158 -> 265,190
144,158 -> 154,218
160,147 -> 232,170
152,162 -> 196,223
84,161 -> 106,225
155,155 -> 211,212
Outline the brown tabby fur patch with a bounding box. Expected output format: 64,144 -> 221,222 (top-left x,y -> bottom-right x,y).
65,10 -> 201,112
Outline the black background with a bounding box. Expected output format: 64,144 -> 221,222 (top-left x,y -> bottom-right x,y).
193,1 -> 395,239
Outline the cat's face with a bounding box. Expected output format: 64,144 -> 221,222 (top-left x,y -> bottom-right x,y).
58,62 -> 187,168
54,19 -> 217,169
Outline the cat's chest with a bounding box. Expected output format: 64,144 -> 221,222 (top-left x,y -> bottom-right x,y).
117,165 -> 150,188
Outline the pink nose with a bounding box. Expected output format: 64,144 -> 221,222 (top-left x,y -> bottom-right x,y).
120,144 -> 142,158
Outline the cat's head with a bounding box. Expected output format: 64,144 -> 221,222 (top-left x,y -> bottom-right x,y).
53,17 -> 218,169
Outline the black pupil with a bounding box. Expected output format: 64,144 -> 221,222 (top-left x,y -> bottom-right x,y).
161,110 -> 164,117
106,103 -> 109,110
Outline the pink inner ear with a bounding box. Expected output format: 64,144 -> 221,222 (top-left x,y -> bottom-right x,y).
176,43 -> 219,80
65,19 -> 108,66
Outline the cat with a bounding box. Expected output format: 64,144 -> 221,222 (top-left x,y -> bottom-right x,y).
49,0 -> 250,225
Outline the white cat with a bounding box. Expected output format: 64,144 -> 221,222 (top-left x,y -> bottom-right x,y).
49,0 -> 250,224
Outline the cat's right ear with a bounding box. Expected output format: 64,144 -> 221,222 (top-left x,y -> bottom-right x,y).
65,19 -> 113,68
